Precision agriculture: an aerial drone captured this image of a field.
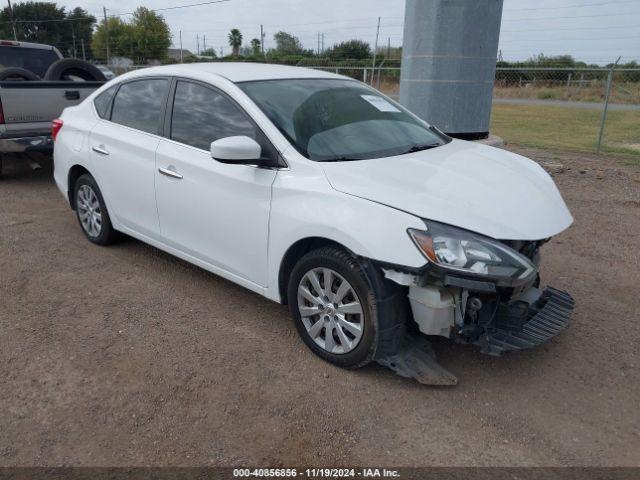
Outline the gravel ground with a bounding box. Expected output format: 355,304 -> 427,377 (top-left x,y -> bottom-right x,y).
0,147 -> 638,467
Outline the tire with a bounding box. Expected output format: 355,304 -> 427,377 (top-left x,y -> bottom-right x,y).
44,59 -> 106,82
0,67 -> 40,81
287,246 -> 408,369
74,174 -> 118,245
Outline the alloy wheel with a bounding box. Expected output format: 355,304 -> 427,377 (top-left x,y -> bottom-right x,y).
76,184 -> 102,237
297,267 -> 364,354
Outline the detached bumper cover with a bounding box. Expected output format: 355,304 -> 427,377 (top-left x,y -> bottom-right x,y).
476,287 -> 574,356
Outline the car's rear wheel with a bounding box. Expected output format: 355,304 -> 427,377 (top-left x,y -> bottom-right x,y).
74,174 -> 117,245
288,246 -> 407,369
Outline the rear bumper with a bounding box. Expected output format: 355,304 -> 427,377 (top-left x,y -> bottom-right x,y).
0,135 -> 53,153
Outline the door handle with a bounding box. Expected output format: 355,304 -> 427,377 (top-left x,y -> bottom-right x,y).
65,90 -> 80,100
158,167 -> 183,179
92,145 -> 109,155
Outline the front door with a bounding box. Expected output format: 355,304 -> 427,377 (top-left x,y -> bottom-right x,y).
154,80 -> 278,287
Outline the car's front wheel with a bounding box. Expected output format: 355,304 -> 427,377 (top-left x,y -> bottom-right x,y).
74,174 -> 117,245
288,246 -> 406,369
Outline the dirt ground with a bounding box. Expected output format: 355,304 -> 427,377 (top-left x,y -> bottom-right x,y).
0,146 -> 638,467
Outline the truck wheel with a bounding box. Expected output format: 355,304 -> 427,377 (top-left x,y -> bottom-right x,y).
0,67 -> 39,81
74,174 -> 117,245
44,59 -> 106,82
288,246 -> 407,369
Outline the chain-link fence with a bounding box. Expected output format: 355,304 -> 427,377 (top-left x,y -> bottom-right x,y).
108,62 -> 640,157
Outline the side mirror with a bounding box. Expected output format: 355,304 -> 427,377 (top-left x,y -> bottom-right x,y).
210,136 -> 262,164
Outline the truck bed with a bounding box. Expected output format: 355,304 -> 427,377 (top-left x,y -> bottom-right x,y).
0,80 -> 104,153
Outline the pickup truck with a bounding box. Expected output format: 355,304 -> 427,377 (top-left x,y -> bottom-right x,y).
0,40 -> 105,173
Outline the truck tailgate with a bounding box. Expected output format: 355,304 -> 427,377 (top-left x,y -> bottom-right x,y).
0,81 -> 103,135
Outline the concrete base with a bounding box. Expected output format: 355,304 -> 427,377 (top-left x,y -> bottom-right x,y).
475,134 -> 504,147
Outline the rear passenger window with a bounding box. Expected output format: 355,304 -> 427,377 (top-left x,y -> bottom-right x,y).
111,79 -> 169,134
170,80 -> 257,150
93,85 -> 117,119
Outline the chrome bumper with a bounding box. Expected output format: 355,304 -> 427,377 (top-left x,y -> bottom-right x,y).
0,135 -> 53,153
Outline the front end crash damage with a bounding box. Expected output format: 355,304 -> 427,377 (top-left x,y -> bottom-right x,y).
377,239 -> 575,385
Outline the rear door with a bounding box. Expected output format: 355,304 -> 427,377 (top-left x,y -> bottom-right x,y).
89,77 -> 170,239
154,79 -> 278,286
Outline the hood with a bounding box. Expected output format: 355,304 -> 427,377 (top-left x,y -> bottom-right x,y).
321,139 -> 573,240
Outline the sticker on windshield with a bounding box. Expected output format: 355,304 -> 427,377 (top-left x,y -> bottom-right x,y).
360,95 -> 401,112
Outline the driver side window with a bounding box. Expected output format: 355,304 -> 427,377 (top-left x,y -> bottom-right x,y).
170,80 -> 257,151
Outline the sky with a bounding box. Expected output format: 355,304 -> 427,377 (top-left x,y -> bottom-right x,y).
58,0 -> 640,65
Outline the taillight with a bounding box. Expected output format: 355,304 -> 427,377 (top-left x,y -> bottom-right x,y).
52,118 -> 64,141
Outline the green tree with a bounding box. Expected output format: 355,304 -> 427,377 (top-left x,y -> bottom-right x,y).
200,48 -> 217,58
0,3 -> 96,57
91,7 -> 170,63
130,7 -> 171,63
325,39 -> 371,60
0,1 -> 65,44
65,7 -> 95,59
228,28 -> 242,56
273,30 -> 304,55
91,16 -> 133,61
250,38 -> 261,56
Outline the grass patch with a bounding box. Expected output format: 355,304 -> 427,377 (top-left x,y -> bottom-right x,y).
490,104 -> 640,156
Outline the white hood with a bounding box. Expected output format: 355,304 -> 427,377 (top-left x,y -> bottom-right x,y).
321,139 -> 573,240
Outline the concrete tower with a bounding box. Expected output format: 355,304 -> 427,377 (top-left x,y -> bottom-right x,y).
399,0 -> 504,139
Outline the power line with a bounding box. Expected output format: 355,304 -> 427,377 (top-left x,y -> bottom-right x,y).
503,0 -> 638,11
503,11 -> 640,21
114,0 -> 232,17
0,0 -> 232,25
502,24 -> 640,32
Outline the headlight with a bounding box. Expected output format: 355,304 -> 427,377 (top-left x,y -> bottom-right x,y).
408,222 -> 537,280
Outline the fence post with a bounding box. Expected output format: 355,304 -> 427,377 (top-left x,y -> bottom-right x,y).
363,68 -> 368,84
565,73 -> 572,98
597,57 -> 620,154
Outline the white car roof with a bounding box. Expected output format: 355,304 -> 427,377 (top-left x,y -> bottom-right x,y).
120,62 -> 345,84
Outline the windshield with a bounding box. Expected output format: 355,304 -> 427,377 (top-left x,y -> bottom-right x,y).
0,47 -> 59,78
239,78 -> 449,161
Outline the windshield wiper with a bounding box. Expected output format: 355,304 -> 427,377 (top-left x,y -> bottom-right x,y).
318,156 -> 364,162
402,142 -> 442,154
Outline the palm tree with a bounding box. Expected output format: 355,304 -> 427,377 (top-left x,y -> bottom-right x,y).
250,38 -> 261,56
228,29 -> 243,56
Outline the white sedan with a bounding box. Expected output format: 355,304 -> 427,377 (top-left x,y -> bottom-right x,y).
53,63 -> 574,382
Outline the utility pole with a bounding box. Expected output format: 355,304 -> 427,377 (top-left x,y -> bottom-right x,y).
371,16 -> 381,85
203,35 -> 206,53
179,31 -> 183,63
317,32 -> 320,55
321,33 -> 324,54
81,38 -> 86,60
597,56 -> 621,153
7,0 -> 18,41
220,46 -> 223,57
387,37 -> 391,58
196,34 -> 200,55
71,23 -> 77,58
103,7 -> 110,66
260,24 -> 265,56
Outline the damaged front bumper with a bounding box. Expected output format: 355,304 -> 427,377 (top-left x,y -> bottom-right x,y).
469,286 -> 574,355
383,267 -> 575,357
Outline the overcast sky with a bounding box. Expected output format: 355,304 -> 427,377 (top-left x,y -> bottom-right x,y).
59,0 -> 639,65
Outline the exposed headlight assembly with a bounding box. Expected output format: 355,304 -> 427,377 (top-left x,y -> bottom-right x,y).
408,222 -> 537,281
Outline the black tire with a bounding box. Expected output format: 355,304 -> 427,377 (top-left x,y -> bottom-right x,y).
44,59 -> 106,81
287,246 -> 408,369
0,67 -> 40,81
73,174 -> 118,245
